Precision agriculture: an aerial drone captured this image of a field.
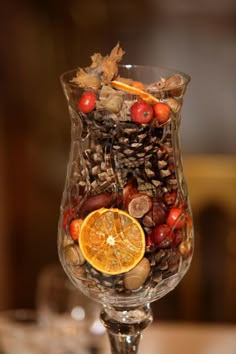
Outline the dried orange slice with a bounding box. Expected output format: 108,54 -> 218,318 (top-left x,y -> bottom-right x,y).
79,208 -> 145,275
111,80 -> 159,104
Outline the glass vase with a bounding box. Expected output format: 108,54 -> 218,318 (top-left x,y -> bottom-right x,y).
58,65 -> 193,354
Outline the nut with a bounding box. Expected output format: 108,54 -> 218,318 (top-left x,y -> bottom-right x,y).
128,193 -> 153,218
80,192 -> 114,215
178,239 -> 193,258
64,244 -> 85,266
124,258 -> 151,290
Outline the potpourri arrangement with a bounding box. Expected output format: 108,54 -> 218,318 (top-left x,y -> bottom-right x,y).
58,44 -> 193,306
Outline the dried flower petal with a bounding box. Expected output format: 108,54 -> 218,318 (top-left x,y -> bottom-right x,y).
90,53 -> 103,70
71,69 -> 101,90
97,95 -> 124,113
100,43 -> 125,84
73,43 -> 125,89
165,74 -> 184,89
146,77 -> 166,92
100,85 -> 122,99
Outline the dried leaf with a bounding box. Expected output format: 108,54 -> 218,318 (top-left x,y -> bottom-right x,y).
97,89 -> 124,113
71,69 -> 101,90
100,85 -> 122,98
109,42 -> 125,63
146,77 -> 166,92
90,53 -> 103,69
100,43 -> 125,84
73,43 -> 125,88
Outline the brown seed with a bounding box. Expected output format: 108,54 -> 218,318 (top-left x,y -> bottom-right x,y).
64,244 -> 85,266
128,193 -> 153,218
124,258 -> 151,290
178,239 -> 193,258
80,192 -> 114,215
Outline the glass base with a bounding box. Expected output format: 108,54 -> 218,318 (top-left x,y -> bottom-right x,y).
100,304 -> 153,354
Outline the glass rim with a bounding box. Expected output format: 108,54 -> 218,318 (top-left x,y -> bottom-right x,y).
60,64 -> 191,91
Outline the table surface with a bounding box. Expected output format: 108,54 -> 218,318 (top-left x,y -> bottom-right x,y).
102,322 -> 236,354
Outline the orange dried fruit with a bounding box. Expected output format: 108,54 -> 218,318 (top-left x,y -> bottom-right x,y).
111,80 -> 159,104
79,208 -> 145,275
132,81 -> 145,90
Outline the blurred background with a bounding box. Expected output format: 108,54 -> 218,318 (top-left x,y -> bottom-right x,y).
0,0 -> 235,324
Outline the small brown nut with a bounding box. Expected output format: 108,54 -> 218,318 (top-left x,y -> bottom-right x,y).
128,193 -> 153,218
80,192 -> 114,215
124,258 -> 151,290
64,244 -> 85,266
178,239 -> 193,258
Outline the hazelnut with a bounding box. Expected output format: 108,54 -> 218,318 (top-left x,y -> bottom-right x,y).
128,193 -> 153,218
124,258 -> 151,290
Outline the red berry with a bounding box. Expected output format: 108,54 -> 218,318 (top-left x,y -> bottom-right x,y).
63,208 -> 76,231
131,101 -> 153,124
166,207 -> 184,229
152,224 -> 175,248
153,102 -> 170,123
173,229 -> 183,247
69,218 -> 83,241
78,92 -> 96,113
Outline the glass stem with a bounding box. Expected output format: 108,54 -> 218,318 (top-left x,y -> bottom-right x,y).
100,304 -> 153,354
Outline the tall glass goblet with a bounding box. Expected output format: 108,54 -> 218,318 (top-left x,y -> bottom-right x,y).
58,65 -> 193,354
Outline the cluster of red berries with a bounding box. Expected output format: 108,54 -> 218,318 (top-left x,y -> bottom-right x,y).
77,91 -> 170,125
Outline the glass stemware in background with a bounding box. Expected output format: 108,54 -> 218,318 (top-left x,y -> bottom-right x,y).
58,65 -> 193,354
0,309 -> 46,354
36,263 -> 105,354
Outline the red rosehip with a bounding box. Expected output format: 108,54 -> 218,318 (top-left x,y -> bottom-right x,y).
130,101 -> 153,124
166,207 -> 185,229
63,208 -> 76,231
173,229 -> 184,247
152,224 -> 175,248
69,218 -> 83,241
153,102 -> 170,123
78,92 -> 96,113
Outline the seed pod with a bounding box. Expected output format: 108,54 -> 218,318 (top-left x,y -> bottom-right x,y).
64,244 -> 85,266
128,193 -> 153,218
165,74 -> 185,97
80,192 -> 114,215
179,239 -> 193,258
124,258 -> 151,290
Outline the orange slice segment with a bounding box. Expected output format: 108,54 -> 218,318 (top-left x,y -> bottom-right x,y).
111,80 -> 159,104
79,208 -> 145,275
